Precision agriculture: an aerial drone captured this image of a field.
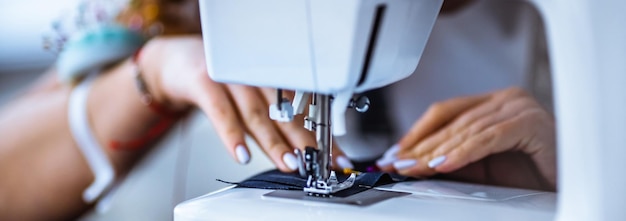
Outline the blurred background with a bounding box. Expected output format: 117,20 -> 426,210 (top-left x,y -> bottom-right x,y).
0,0 -> 61,102
0,0 -> 274,220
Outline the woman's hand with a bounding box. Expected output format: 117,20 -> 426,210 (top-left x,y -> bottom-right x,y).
378,87 -> 556,189
138,35 -> 353,172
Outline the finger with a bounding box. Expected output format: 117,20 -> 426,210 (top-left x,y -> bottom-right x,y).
191,79 -> 249,165
450,87 -> 528,131
274,115 -> 316,150
377,158 -> 397,173
393,145 -> 435,177
394,142 -> 437,177
423,120 -> 492,169
378,165 -> 396,173
398,94 -> 490,151
434,117 -> 526,173
227,85 -> 298,172
393,95 -> 491,176
445,94 -> 503,133
393,158 -> 434,178
395,107 -> 503,177
427,101 -> 514,159
260,88 -> 353,170
397,126 -> 456,161
396,93 -> 503,161
259,88 -> 316,149
429,95 -> 535,172
396,88 -> 530,177
259,88 -> 318,170
392,134 -> 454,178
376,144 -> 400,171
422,94 -> 534,170
419,110 -> 511,174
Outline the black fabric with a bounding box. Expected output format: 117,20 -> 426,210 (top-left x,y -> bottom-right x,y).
220,169 -> 413,197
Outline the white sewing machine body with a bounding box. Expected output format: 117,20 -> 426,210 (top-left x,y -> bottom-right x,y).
200,0 -> 442,136
200,0 -> 439,94
178,0 -> 626,220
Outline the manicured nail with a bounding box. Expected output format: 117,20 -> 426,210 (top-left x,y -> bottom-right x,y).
383,144 -> 400,158
336,156 -> 354,169
235,144 -> 250,164
428,156 -> 447,168
283,153 -> 299,170
393,159 -> 418,170
376,155 -> 397,168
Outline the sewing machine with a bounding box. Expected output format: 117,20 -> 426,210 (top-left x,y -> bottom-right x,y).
199,0 -> 442,196
175,0 -> 626,220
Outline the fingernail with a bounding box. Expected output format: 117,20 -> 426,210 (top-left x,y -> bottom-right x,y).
393,159 -> 418,170
428,156 -> 446,168
376,155 -> 397,168
336,156 -> 354,170
283,153 -> 299,170
383,144 -> 400,158
235,144 -> 250,164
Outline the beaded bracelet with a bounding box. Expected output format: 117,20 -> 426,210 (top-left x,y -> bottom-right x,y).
108,48 -> 183,150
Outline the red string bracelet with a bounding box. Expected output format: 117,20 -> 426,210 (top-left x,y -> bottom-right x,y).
109,48 -> 183,150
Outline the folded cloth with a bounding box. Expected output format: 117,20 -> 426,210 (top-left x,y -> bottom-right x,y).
219,169 -> 413,197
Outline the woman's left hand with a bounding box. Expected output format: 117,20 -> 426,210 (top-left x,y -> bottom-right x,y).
137,35 -> 353,172
379,87 -> 557,189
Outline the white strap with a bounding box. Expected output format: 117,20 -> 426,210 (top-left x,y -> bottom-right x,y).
68,74 -> 115,203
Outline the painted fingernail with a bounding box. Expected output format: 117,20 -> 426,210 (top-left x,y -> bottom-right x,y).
428,156 -> 447,168
383,144 -> 400,158
283,153 -> 299,170
376,155 -> 397,168
336,156 -> 354,170
393,159 -> 418,170
235,144 -> 250,164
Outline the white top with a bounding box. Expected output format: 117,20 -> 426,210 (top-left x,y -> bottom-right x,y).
337,1 -> 545,161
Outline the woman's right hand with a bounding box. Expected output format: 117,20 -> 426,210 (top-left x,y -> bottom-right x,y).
138,35 -> 353,172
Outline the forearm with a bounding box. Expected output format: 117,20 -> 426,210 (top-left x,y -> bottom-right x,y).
0,83 -> 91,220
0,59 -> 179,220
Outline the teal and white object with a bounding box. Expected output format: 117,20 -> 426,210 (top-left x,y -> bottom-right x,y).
56,24 -> 145,83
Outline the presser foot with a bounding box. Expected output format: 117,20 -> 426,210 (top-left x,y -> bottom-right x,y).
304,171 -> 356,197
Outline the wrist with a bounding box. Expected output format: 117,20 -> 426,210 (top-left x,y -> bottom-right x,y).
86,57 -> 184,172
136,39 -> 191,113
87,66 -> 156,173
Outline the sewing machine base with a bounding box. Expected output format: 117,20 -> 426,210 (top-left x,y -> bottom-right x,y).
265,188 -> 410,207
175,180 -> 556,221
